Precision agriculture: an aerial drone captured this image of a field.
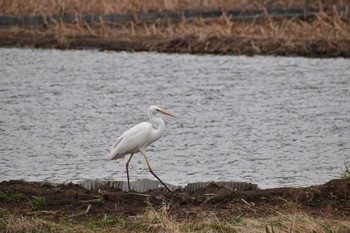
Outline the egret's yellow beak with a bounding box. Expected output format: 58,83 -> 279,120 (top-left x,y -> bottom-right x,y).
159,109 -> 176,117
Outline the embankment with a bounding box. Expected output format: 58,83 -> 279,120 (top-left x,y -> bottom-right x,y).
0,0 -> 349,56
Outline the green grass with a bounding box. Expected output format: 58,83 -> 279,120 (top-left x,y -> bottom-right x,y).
0,191 -> 26,202
341,163 -> 350,179
0,192 -> 48,210
86,214 -> 119,230
30,195 -> 47,210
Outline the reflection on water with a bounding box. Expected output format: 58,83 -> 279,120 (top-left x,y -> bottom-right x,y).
0,48 -> 349,188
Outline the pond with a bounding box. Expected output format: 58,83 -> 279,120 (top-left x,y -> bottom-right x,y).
0,48 -> 349,188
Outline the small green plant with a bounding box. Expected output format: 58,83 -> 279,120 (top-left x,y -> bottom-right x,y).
0,191 -> 26,203
0,192 -> 7,200
101,214 -> 118,227
31,196 -> 47,210
86,214 -> 118,230
341,163 -> 350,179
285,201 -> 296,209
233,213 -> 244,224
95,195 -> 105,204
323,228 -> 334,233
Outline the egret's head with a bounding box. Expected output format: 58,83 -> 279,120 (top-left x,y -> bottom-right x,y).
149,106 -> 176,117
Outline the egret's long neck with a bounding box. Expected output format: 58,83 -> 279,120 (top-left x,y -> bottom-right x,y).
149,112 -> 166,142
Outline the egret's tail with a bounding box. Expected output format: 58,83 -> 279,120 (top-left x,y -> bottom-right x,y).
108,136 -> 125,160
108,147 -> 126,160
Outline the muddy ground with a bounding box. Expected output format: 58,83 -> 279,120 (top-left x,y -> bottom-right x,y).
1,178 -> 349,222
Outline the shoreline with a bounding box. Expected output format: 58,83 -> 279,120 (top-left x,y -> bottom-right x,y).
1,3 -> 349,57
1,31 -> 350,57
1,178 -> 349,232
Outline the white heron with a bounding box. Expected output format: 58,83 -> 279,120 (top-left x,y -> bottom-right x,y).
108,106 -> 175,192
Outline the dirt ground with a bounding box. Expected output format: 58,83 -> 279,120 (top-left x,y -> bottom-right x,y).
1,178 -> 349,222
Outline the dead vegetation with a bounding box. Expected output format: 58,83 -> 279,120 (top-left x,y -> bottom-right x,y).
0,0 -> 349,56
1,9 -> 349,56
0,0 -> 348,16
2,209 -> 349,233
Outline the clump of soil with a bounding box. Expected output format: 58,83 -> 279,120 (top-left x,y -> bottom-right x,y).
1,178 -> 349,221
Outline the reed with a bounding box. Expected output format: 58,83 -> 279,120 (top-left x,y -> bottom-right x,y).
33,12 -> 350,47
15,11 -> 348,40
0,0 -> 348,16
1,10 -> 349,56
0,0 -> 349,56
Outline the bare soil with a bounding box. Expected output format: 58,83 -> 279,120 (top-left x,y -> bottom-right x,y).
1,179 -> 349,222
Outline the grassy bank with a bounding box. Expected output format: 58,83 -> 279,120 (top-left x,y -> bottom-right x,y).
0,0 -> 349,56
1,177 -> 350,232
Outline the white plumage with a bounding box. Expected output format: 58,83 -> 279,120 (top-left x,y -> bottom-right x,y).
109,122 -> 154,160
108,105 -> 175,192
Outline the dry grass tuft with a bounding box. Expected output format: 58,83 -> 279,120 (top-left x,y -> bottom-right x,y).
1,207 -> 350,232
131,204 -> 350,232
0,212 -> 128,233
133,202 -> 182,233
102,199 -> 350,233
3,214 -> 58,233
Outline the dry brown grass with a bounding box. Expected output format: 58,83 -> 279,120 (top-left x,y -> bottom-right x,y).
2,208 -> 349,233
1,10 -> 349,56
0,1 -> 349,56
0,0 -> 348,16
24,11 -> 349,42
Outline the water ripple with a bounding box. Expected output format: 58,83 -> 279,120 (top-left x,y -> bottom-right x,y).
0,48 -> 349,188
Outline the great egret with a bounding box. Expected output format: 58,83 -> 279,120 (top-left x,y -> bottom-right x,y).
108,106 -> 175,192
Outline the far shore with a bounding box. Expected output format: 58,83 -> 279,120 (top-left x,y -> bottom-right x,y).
0,0 -> 349,57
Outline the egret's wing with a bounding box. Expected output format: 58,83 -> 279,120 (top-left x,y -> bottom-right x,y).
112,136 -> 123,148
108,122 -> 152,160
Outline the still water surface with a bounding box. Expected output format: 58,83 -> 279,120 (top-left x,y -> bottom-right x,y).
0,48 -> 349,188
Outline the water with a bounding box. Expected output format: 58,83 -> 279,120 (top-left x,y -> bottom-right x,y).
0,48 -> 349,188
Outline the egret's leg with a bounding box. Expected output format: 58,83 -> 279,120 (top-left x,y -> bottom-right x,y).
140,150 -> 171,192
126,153 -> 134,192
